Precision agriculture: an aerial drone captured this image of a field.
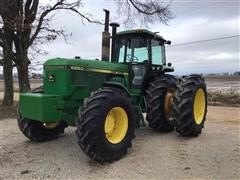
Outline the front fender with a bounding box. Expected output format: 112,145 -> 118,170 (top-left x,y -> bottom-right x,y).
104,81 -> 130,97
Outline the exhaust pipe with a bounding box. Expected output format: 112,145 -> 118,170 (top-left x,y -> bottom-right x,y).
101,9 -> 110,61
110,22 -> 120,63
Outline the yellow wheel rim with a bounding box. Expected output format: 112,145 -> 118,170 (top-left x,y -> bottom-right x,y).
193,88 -> 206,125
164,88 -> 175,119
43,122 -> 59,129
104,107 -> 128,144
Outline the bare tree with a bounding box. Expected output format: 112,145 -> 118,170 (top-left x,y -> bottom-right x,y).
0,0 -> 102,106
0,0 -> 172,106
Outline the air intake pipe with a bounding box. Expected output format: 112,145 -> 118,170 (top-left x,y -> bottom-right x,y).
110,22 -> 120,63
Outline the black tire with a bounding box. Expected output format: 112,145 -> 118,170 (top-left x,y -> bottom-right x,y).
17,86 -> 67,142
76,87 -> 136,163
173,75 -> 207,137
146,74 -> 177,132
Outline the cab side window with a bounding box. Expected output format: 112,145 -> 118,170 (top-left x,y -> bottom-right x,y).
152,40 -> 165,65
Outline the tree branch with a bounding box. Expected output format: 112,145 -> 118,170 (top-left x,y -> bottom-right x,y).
115,0 -> 173,26
29,0 -> 103,47
65,8 -> 103,25
129,0 -> 171,15
40,26 -> 70,42
25,0 -> 39,23
29,0 -> 64,46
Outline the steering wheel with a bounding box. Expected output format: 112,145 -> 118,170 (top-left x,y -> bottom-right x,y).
126,54 -> 139,62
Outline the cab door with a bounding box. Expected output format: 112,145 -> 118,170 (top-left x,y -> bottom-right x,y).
125,38 -> 151,88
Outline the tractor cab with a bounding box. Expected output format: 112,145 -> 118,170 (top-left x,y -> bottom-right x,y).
114,29 -> 174,87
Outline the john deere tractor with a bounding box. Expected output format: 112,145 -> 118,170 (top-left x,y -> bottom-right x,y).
17,10 -> 207,163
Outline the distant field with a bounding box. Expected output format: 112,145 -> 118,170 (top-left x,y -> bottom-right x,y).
0,79 -> 42,92
0,76 -> 239,92
0,79 -> 42,101
204,76 -> 240,93
0,77 -> 239,105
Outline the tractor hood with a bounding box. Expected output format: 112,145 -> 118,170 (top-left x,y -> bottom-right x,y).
44,58 -> 128,75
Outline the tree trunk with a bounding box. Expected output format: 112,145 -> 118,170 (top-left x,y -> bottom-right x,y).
2,26 -> 14,106
17,58 -> 30,93
2,57 -> 13,106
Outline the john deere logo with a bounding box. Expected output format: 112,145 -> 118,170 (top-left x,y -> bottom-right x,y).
49,74 -> 55,82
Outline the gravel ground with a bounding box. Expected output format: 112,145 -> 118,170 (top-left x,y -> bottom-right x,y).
0,106 -> 240,180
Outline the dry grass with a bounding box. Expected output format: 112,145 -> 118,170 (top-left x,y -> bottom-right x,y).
204,75 -> 240,81
208,91 -> 240,107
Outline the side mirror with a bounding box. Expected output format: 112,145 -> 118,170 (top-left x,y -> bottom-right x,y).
165,40 -> 171,45
167,62 -> 172,67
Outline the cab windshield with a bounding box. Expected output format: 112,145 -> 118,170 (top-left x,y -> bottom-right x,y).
117,38 -> 149,63
116,37 -> 165,65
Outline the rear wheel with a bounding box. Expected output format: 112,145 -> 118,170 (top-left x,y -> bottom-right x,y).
76,87 -> 136,163
17,86 -> 67,142
173,75 -> 207,136
146,74 -> 177,132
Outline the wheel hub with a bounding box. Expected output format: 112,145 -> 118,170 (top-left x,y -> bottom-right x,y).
164,89 -> 175,119
104,107 -> 128,144
193,88 -> 206,125
43,122 -> 60,129
105,113 -> 115,134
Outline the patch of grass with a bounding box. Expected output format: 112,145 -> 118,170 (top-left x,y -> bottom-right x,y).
208,91 -> 240,107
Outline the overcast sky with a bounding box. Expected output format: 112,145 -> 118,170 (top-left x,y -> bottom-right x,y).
2,0 -> 239,75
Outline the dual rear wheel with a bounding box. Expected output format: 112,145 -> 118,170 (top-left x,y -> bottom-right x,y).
146,74 -> 207,136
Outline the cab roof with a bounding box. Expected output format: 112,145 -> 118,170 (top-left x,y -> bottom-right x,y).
117,29 -> 165,41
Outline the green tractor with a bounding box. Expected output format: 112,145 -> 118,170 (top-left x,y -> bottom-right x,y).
17,11 -> 207,163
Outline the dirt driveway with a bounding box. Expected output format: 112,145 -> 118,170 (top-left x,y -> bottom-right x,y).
0,106 -> 239,179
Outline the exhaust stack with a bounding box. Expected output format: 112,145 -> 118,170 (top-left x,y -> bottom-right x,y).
101,9 -> 110,61
110,22 -> 120,63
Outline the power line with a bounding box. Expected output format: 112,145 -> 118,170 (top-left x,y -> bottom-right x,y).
168,35 -> 240,47
81,35 -> 240,58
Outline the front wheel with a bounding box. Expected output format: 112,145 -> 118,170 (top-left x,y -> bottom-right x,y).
17,106 -> 67,142
76,87 -> 136,163
16,86 -> 67,142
